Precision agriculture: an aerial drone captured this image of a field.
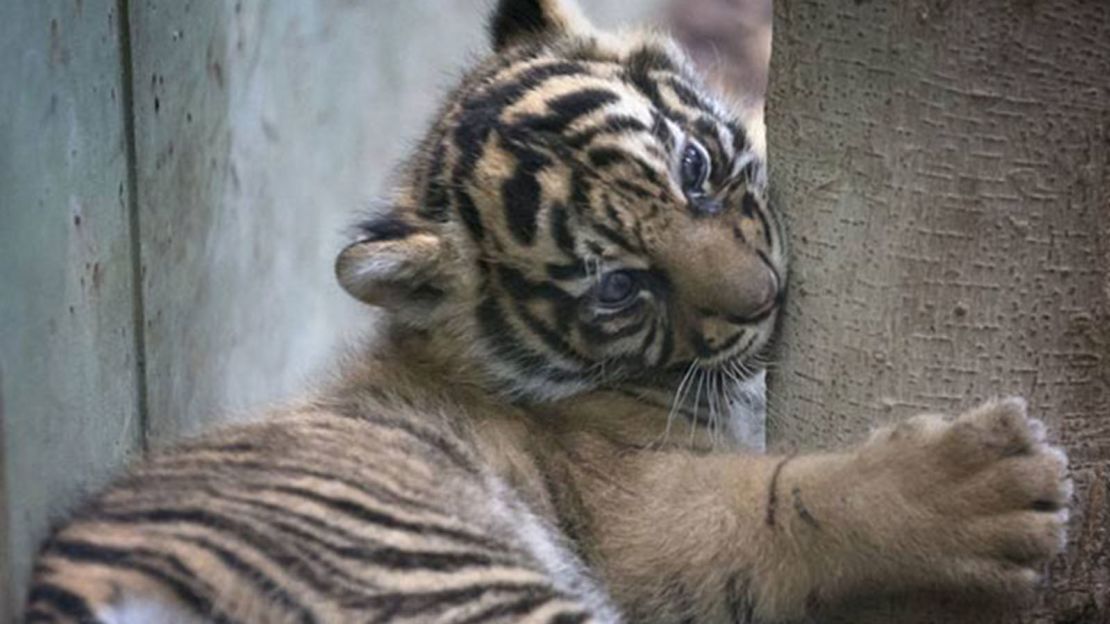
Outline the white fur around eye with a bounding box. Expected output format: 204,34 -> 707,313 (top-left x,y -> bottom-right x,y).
731,149 -> 765,189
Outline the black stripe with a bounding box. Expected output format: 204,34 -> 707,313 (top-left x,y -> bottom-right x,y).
643,321 -> 659,365
586,147 -> 623,169
501,144 -> 550,244
110,480 -> 383,562
580,321 -> 648,347
658,325 -> 676,369
142,454 -> 444,515
354,546 -> 498,572
614,179 -> 656,201
170,534 -> 317,624
546,260 -> 587,281
454,590 -> 560,624
65,511 -> 320,620
356,413 -> 480,475
566,114 -> 651,149
269,409 -> 477,477
264,483 -> 504,550
494,266 -> 586,363
715,331 -> 747,355
569,169 -> 592,215
651,110 -> 675,148
670,77 -> 718,118
41,541 -> 242,624
625,45 -> 682,76
694,116 -> 728,185
549,202 -> 577,255
452,61 -> 589,240
586,147 -> 666,189
153,492 -> 384,592
740,191 -> 758,218
624,66 -> 688,125
730,120 -> 751,155
517,304 -> 582,364
354,216 -> 415,242
456,188 -> 486,241
748,192 -> 774,247
349,581 -> 551,617
100,482 -> 513,592
497,265 -> 574,303
732,223 -> 747,243
26,582 -> 100,623
216,490 -> 508,576
477,296 -> 587,385
602,195 -> 625,230
591,222 -> 639,254
516,88 -> 620,135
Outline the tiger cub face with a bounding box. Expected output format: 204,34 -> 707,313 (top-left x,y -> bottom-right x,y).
337,0 -> 785,401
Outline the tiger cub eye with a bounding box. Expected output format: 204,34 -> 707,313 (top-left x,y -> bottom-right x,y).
596,271 -> 639,307
681,142 -> 710,195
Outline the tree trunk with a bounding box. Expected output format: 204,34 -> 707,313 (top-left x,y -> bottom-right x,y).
766,0 -> 1109,622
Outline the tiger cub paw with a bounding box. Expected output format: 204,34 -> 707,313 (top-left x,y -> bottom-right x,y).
859,397 -> 1071,593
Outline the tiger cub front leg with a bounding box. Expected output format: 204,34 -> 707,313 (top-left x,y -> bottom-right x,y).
761,398 -> 1071,620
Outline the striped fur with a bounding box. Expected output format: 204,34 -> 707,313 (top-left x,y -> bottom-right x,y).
27,1 -> 1069,622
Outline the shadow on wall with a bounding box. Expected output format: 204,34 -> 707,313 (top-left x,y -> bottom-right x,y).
669,0 -> 772,111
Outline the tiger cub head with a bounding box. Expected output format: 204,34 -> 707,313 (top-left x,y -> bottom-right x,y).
337,0 -> 785,402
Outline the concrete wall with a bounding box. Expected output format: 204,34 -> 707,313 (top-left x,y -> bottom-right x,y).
0,2 -> 142,618
0,0 -> 663,617
767,0 -> 1109,620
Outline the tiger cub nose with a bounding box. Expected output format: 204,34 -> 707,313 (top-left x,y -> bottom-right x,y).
712,262 -> 780,325
741,267 -> 780,321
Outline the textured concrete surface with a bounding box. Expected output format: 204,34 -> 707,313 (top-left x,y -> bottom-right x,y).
767,0 -> 1109,621
0,1 -> 142,618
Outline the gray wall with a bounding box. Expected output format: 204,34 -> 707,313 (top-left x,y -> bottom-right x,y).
1,1 -> 142,618
0,0 -> 663,617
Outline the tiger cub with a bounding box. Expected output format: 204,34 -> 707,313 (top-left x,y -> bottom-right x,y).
26,0 -> 1070,622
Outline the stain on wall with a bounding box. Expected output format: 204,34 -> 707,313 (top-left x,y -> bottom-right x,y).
0,1 -> 142,618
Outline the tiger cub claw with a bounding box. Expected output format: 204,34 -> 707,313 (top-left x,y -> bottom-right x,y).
859,397 -> 1071,594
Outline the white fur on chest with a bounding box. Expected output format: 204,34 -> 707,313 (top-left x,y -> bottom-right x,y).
726,370 -> 767,452
486,476 -> 622,623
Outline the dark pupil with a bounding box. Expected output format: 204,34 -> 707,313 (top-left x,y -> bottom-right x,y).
681,144 -> 708,191
598,271 -> 637,305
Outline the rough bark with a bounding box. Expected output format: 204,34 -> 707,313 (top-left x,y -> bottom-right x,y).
765,0 -> 1109,622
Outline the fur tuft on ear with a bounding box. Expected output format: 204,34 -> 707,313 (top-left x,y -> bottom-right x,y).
335,215 -> 453,321
489,0 -> 594,51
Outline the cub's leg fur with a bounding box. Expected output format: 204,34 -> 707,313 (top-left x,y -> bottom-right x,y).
559,398 -> 1070,622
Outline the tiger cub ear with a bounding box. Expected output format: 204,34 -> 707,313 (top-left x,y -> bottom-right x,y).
335,216 -> 452,318
489,0 -> 594,51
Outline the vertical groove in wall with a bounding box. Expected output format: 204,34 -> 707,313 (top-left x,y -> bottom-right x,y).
0,371 -> 11,620
116,0 -> 150,453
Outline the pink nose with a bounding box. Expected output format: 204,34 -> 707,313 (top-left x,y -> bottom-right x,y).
702,255 -> 779,323
748,268 -> 781,319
